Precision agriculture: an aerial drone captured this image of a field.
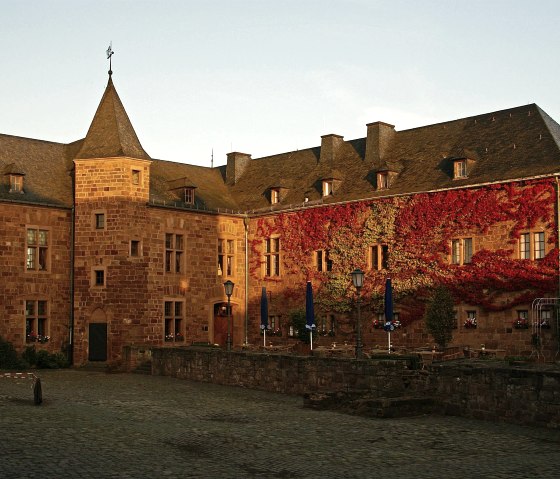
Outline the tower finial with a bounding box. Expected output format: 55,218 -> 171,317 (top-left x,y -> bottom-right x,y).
106,42 -> 115,77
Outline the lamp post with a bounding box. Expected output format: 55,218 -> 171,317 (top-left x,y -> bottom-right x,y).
351,268 -> 365,359
223,280 -> 234,351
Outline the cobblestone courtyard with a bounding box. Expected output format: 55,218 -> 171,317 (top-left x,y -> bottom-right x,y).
1,370 -> 559,478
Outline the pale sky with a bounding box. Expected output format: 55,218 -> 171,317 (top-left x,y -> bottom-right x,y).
1,0 -> 559,167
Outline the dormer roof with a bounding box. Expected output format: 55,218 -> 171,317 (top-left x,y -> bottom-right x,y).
76,77 -> 150,160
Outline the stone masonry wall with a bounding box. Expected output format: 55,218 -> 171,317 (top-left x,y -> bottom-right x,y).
73,156 -> 247,365
0,202 -> 72,354
151,347 -> 424,396
151,347 -> 560,428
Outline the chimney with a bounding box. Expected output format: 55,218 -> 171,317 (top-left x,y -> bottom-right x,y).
365,122 -> 395,168
320,134 -> 344,163
226,152 -> 251,185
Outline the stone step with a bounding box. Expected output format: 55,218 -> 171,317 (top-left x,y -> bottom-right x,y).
304,391 -> 435,418
133,361 -> 152,375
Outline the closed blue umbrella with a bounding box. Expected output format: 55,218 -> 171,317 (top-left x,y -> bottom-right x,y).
260,287 -> 268,346
384,278 -> 394,352
305,281 -> 316,350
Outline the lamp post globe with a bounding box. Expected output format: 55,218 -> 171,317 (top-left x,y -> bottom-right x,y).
351,269 -> 364,358
223,280 -> 234,351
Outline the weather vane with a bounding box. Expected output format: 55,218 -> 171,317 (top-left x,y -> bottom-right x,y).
106,42 -> 115,76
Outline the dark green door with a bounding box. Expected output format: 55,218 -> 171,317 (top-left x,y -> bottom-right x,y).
89,323 -> 107,361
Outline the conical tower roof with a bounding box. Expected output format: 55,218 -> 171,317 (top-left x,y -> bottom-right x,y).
76,77 -> 151,160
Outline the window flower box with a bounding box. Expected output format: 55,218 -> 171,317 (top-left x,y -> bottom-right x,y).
513,318 -> 529,329
464,317 -> 477,329
372,319 -> 384,330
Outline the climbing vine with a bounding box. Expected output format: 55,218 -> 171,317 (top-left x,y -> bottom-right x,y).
250,179 -> 558,326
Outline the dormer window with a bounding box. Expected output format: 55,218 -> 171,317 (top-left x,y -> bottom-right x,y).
184,187 -> 195,204
9,174 -> 24,193
377,172 -> 389,190
454,159 -> 468,179
271,188 -> 280,204
322,180 -> 333,197
131,169 -> 141,185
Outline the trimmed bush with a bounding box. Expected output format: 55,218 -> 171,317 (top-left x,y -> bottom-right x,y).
0,336 -> 25,369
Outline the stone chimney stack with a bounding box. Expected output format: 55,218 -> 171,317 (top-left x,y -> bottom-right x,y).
320,134 -> 344,163
365,122 -> 395,168
226,152 -> 252,186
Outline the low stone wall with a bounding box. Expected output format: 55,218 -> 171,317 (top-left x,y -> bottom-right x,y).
429,362 -> 560,429
151,347 -> 560,429
151,347 -> 426,397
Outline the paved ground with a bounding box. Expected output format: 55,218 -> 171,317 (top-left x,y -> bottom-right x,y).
1,370 -> 560,479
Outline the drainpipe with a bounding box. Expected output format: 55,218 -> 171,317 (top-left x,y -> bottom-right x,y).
244,216 -> 250,345
68,172 -> 76,365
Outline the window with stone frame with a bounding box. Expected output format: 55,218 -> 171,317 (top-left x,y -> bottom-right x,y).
130,240 -> 141,257
165,233 -> 184,273
450,237 -> 473,265
264,237 -> 280,277
453,159 -> 468,179
269,315 -> 281,332
377,172 -> 389,190
270,188 -> 280,204
519,233 -> 531,259
184,187 -> 195,204
94,212 -> 105,230
25,300 -> 48,343
369,244 -> 389,270
315,249 -> 333,272
93,268 -> 105,287
164,300 -> 184,342
218,239 -> 235,277
540,309 -> 552,327
26,228 -> 49,271
9,174 -> 24,193
518,231 -> 545,260
322,180 -> 333,197
132,169 -> 141,185
534,232 -> 545,259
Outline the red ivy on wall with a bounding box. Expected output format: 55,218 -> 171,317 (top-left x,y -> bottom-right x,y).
250,179 -> 558,326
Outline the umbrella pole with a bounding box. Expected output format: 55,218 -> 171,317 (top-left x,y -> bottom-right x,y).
388,332 -> 391,354
310,330 -> 313,351
263,329 -> 266,347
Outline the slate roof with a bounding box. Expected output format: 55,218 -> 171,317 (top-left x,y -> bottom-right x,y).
76,77 -> 150,161
229,104 -> 560,212
0,134 -> 75,207
149,160 -> 240,212
2,74 -> 560,216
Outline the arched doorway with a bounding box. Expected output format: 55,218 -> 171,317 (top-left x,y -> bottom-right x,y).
88,308 -> 108,361
213,302 -> 233,348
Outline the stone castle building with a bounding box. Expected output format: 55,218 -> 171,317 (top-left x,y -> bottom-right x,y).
1,73 -> 559,364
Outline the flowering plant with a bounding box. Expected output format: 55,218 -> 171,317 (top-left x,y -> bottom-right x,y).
262,328 -> 282,336
165,334 -> 174,342
26,334 -> 50,343
464,317 -> 477,329
175,333 -> 184,341
513,318 -> 529,329
372,319 -> 384,329
538,319 -> 551,329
